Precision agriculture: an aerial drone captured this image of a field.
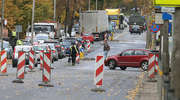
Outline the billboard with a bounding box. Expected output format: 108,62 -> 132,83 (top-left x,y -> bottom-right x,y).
154,0 -> 180,7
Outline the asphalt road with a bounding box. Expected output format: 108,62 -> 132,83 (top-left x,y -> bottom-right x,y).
0,28 -> 147,100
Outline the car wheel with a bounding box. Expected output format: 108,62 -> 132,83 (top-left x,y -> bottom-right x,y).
35,63 -> 37,67
141,61 -> 148,71
108,60 -> 116,70
12,61 -> 17,68
120,67 -> 127,70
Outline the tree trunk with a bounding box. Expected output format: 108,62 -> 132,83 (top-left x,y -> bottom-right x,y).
64,0 -> 70,36
171,8 -> 180,99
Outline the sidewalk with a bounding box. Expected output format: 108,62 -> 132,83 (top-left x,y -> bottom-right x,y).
135,73 -> 160,100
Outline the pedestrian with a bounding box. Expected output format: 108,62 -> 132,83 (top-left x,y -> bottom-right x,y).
103,40 -> 110,60
70,42 -> 79,66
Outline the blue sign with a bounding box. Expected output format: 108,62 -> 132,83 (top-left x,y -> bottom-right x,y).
162,12 -> 172,20
150,23 -> 160,33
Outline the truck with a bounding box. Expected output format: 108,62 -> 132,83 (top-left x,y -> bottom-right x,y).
80,10 -> 109,40
128,15 -> 146,34
105,9 -> 124,30
26,21 -> 61,40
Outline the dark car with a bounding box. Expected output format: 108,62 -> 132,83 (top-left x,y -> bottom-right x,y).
55,45 -> 65,59
105,49 -> 150,71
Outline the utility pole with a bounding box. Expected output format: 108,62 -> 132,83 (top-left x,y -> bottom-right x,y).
96,0 -> 97,10
53,0 -> 56,21
31,0 -> 35,44
171,7 -> 180,99
88,0 -> 91,11
1,0 -> 5,50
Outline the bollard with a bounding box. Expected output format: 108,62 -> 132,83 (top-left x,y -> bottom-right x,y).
76,53 -> 80,64
29,49 -> 35,72
40,50 -> 44,70
38,51 -> 54,87
87,40 -> 91,53
12,51 -> 25,83
0,50 -> 8,76
91,55 -> 105,92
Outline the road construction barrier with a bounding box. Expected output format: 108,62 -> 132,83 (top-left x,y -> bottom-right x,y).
40,50 -> 44,70
38,52 -> 53,87
95,55 -> 104,87
12,51 -> 25,83
87,40 -> 91,52
148,53 -> 160,79
76,53 -> 80,64
91,55 -> 105,92
29,49 -> 35,72
0,50 -> 8,76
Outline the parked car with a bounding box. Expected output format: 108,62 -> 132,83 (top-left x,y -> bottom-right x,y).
105,49 -> 150,71
81,33 -> 94,43
0,41 -> 13,59
46,43 -> 58,61
12,45 -> 32,67
130,24 -> 142,34
55,45 -> 65,59
33,44 -> 50,67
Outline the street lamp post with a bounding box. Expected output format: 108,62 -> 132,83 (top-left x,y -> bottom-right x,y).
96,0 -> 97,10
1,0 -> 5,51
31,0 -> 35,44
88,0 -> 91,11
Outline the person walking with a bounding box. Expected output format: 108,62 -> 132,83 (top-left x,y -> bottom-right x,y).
70,42 -> 79,66
103,40 -> 110,60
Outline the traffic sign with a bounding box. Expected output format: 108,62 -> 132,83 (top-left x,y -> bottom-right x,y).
154,0 -> 180,7
162,12 -> 172,20
155,13 -> 164,24
161,7 -> 175,13
150,23 -> 160,33
15,25 -> 22,32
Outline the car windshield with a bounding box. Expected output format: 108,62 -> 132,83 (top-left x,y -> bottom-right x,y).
35,35 -> 49,40
33,25 -> 54,32
0,41 -> 9,48
34,45 -> 47,51
62,41 -> 71,46
15,46 -> 31,52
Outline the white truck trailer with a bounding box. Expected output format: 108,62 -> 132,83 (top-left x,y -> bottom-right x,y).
80,10 -> 109,40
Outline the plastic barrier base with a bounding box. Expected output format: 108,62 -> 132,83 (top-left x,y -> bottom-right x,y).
38,82 -> 54,87
12,79 -> 24,83
91,87 -> 105,92
0,73 -> 8,76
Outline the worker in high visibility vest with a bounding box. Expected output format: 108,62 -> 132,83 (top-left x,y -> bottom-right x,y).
16,40 -> 23,45
70,42 -> 79,66
12,31 -> 16,37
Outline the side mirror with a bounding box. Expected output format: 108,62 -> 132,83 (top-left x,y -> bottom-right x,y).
119,53 -> 122,56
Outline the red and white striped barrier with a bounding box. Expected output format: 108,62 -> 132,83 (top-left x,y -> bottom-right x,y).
12,51 -> 25,83
43,52 -> 51,82
94,56 -> 104,87
148,53 -> 159,79
40,51 -> 44,70
76,53 -> 80,64
148,53 -> 155,78
29,49 -> 35,71
39,52 -> 53,87
87,40 -> 91,52
0,50 -> 8,75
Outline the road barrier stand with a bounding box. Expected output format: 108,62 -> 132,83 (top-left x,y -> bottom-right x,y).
0,50 -> 8,76
91,55 -> 105,92
40,50 -> 44,70
76,53 -> 80,64
12,51 -> 25,83
38,52 -> 54,87
29,49 -> 35,72
79,44 -> 84,59
148,53 -> 161,82
87,40 -> 91,53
